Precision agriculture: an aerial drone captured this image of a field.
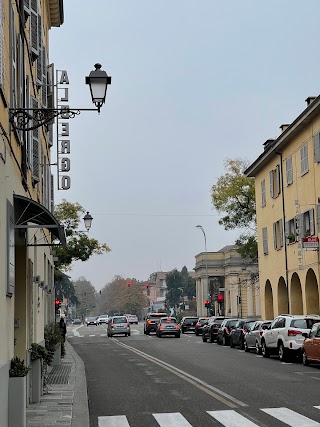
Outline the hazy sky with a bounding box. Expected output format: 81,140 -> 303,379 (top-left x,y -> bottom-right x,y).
50,1 -> 320,290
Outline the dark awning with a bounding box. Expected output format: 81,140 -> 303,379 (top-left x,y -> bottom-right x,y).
14,194 -> 66,247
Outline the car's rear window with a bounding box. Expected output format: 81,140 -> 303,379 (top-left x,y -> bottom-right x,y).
184,318 -> 198,322
213,319 -> 224,325
199,318 -> 209,324
161,318 -> 177,323
290,318 -> 319,329
149,314 -> 167,320
228,320 -> 237,328
113,317 -> 127,324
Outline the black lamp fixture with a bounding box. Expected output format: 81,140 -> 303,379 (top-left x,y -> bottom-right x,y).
9,64 -> 111,131
83,211 -> 93,232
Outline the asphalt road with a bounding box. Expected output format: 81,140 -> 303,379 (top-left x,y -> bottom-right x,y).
68,322 -> 320,427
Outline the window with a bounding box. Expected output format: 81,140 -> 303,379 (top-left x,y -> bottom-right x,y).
272,317 -> 285,328
314,133 -> 320,163
286,156 -> 293,185
273,219 -> 283,250
261,179 -> 266,206
285,218 -> 296,244
0,0 -> 4,88
300,143 -> 309,176
269,165 -> 281,198
262,227 -> 268,254
302,209 -> 314,236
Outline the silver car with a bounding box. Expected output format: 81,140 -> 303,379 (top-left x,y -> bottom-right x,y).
107,316 -> 130,337
244,320 -> 272,354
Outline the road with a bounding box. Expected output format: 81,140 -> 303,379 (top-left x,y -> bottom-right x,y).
67,322 -> 320,427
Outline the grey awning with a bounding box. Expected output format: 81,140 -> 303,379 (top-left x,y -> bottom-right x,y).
14,194 -> 66,247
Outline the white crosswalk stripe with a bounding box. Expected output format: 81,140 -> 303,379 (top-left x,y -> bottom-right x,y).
315,406 -> 320,410
98,415 -> 130,427
153,412 -> 193,426
207,410 -> 259,426
261,407 -> 320,426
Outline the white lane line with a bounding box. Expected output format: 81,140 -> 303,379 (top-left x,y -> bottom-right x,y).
98,415 -> 130,427
207,410 -> 259,426
89,334 -> 96,337
262,407 -> 320,426
153,412 -> 192,426
100,334 -> 107,337
315,406 -> 320,409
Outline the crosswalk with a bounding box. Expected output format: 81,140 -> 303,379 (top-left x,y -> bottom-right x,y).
98,407 -> 320,426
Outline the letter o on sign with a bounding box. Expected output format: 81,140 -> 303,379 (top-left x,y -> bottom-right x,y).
61,176 -> 71,190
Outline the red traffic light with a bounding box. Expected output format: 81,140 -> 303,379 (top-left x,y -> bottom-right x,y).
217,294 -> 224,302
55,299 -> 60,306
127,281 -> 131,287
146,283 -> 149,288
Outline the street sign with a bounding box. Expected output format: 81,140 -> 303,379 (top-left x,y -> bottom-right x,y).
302,236 -> 319,249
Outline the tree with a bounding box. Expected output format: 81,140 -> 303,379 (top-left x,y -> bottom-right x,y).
54,270 -> 78,304
211,159 -> 257,262
73,277 -> 97,318
53,200 -> 111,271
180,266 -> 196,300
165,269 -> 183,307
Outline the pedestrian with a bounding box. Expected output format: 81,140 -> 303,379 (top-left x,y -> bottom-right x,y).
59,317 -> 67,342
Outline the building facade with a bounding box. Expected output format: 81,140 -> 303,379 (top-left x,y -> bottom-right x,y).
195,245 -> 260,318
0,1 -> 64,424
245,96 -> 320,320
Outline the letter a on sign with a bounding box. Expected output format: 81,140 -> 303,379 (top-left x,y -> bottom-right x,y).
59,70 -> 69,85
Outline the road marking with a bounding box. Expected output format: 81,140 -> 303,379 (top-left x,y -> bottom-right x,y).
98,415 -> 130,426
153,412 -> 192,426
281,362 -> 292,365
100,334 -> 107,337
112,339 -> 246,408
261,407 -> 320,426
208,410 -> 259,426
315,406 -> 320,409
89,335 -> 95,337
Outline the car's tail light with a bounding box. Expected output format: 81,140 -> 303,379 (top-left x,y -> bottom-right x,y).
160,325 -> 163,329
196,322 -> 201,327
225,328 -> 230,335
127,323 -> 129,327
288,329 -> 302,336
147,320 -> 152,324
111,323 -> 114,327
259,330 -> 263,336
175,325 -> 180,329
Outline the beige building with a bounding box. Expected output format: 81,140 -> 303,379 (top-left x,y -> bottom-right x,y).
245,96 -> 320,320
0,1 -> 64,424
195,245 -> 260,318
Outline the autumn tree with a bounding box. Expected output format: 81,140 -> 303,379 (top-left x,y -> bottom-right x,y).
211,159 -> 257,262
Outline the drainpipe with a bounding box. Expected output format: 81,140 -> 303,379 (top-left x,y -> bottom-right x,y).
277,152 -> 290,313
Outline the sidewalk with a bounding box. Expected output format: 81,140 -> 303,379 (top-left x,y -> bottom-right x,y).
27,340 -> 89,427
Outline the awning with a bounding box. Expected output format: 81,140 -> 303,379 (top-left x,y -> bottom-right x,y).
14,194 -> 66,247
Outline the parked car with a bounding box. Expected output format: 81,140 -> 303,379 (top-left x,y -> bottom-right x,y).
195,317 -> 210,336
72,318 -> 82,325
244,320 -> 272,354
144,313 -> 168,335
180,317 -> 199,333
107,316 -> 130,337
86,317 -> 97,326
230,319 -> 258,349
127,314 -> 139,324
261,314 -> 320,361
202,317 -> 228,343
156,317 -> 181,338
97,315 -> 109,325
216,319 -> 239,346
302,322 -> 320,365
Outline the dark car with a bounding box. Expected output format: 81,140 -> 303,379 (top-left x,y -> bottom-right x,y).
72,318 -> 82,325
202,317 -> 228,343
217,318 -> 239,346
195,317 -> 210,336
180,317 -> 199,333
144,312 -> 168,335
230,319 -> 258,349
244,320 -> 272,354
86,317 -> 97,326
156,317 -> 181,338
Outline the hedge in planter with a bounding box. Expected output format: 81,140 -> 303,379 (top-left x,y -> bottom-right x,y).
9,357 -> 30,377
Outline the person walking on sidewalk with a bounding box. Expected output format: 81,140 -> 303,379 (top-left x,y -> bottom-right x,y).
59,317 -> 67,342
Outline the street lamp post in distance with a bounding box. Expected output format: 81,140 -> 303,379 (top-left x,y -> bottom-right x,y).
196,225 -> 209,315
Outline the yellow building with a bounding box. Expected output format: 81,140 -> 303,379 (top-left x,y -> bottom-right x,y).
245,96 -> 320,320
0,1 -> 64,424
195,245 -> 260,318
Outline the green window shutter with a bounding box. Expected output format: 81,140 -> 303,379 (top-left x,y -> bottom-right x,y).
309,209 -> 315,235
279,219 -> 283,247
273,223 -> 277,249
314,133 -> 320,163
285,221 -> 289,245
9,4 -> 16,109
269,171 -> 274,198
262,227 -> 268,255
30,0 -> 38,59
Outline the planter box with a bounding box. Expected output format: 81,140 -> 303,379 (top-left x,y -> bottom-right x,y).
8,376 -> 26,427
52,343 -> 61,366
31,358 -> 41,403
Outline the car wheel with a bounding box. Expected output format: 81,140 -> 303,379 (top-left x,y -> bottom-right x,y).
255,340 -> 262,355
128,332 -> 131,337
182,328 -> 185,334
302,350 -> 309,366
209,332 -> 215,343
244,339 -> 250,352
158,333 -> 162,338
222,336 -> 226,346
145,330 -> 150,335
202,334 -> 207,342
261,340 -> 270,358
278,342 -> 288,362
217,336 -> 221,345
239,338 -> 244,351
176,334 -> 180,338
230,337 -> 235,348
195,332 -> 199,336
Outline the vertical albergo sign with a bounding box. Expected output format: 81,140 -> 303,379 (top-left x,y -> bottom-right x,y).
57,70 -> 71,190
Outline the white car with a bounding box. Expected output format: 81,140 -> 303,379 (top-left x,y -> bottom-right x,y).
261,314 -> 320,361
97,315 -> 109,325
127,314 -> 138,324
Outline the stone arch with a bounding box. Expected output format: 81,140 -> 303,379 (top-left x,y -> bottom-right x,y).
265,280 -> 274,320
278,277 -> 288,315
305,268 -> 320,314
290,272 -> 303,315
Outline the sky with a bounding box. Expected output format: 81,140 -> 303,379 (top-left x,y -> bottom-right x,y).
50,0 -> 320,291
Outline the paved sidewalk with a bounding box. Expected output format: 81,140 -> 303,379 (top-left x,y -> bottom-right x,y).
27,340 -> 89,427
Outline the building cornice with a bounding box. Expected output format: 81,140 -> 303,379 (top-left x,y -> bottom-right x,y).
245,95 -> 320,177
48,0 -> 64,27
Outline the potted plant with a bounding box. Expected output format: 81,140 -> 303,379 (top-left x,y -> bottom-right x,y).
288,233 -> 295,243
44,322 -> 63,366
30,343 -> 52,402
8,357 -> 30,427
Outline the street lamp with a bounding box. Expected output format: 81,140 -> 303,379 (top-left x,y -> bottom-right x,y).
83,212 -> 93,231
9,63 -> 112,131
196,225 -> 209,314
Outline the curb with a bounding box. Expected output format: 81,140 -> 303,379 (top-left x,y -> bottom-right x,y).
66,341 -> 90,427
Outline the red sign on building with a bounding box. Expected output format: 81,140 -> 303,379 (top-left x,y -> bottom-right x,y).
302,236 -> 319,249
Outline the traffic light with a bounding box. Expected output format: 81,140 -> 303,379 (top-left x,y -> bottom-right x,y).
145,283 -> 149,289
127,281 -> 131,287
217,294 -> 224,302
55,299 -> 61,313
204,299 -> 210,307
